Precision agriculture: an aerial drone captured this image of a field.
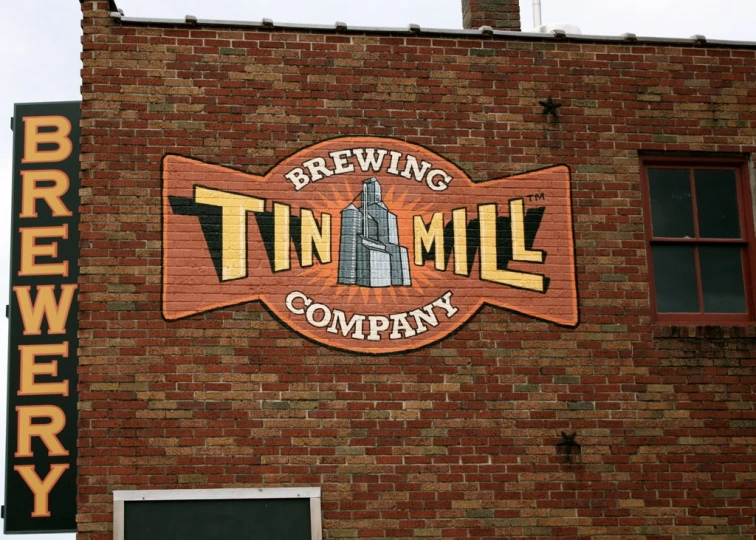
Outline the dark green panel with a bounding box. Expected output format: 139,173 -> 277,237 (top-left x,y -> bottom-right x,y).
4,101 -> 80,534
124,498 -> 312,540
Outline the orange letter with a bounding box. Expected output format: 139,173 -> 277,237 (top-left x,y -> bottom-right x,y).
14,284 -> 77,335
18,224 -> 69,277
22,116 -> 73,163
15,405 -> 69,458
20,170 -> 72,218
14,464 -> 70,517
18,342 -> 69,397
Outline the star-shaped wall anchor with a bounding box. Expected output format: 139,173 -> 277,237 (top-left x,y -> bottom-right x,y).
556,431 -> 581,462
539,97 -> 562,118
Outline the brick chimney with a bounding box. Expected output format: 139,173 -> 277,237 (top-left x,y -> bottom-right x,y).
462,0 -> 521,31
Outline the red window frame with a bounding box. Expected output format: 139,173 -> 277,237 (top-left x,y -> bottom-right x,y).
641,156 -> 756,324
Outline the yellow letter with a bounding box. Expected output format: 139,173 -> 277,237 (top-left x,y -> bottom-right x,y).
479,204 -> 544,292
20,170 -> 72,218
414,213 -> 445,271
510,198 -> 544,263
452,208 -> 468,276
194,186 -> 265,281
274,203 -> 290,272
18,342 -> 69,397
14,284 -> 77,335
14,464 -> 70,517
301,209 -> 331,267
16,405 -> 69,458
22,116 -> 73,164
18,225 -> 69,277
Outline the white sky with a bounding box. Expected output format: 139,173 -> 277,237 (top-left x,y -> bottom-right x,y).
1,1 -> 755,538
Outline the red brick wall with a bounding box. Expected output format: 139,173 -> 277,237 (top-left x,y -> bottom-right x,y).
78,1 -> 756,538
462,0 -> 520,31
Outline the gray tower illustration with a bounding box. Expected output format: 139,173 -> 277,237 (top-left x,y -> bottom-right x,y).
338,178 -> 411,287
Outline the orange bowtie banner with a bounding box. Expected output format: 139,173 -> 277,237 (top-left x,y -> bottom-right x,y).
162,137 -> 578,354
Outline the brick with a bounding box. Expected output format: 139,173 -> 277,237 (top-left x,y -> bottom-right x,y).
73,1 -> 756,539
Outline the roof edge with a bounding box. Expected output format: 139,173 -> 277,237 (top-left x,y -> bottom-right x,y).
109,12 -> 756,49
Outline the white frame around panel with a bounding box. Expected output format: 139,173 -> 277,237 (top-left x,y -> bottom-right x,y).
113,487 -> 322,540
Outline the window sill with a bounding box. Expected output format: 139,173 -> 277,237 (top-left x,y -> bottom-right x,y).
652,324 -> 756,339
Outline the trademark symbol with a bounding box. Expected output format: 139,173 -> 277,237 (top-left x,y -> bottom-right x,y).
526,193 -> 545,202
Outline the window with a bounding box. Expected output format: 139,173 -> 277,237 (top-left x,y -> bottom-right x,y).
113,488 -> 323,540
641,157 -> 756,323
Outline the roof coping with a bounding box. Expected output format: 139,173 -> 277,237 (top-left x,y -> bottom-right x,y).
108,11 -> 756,49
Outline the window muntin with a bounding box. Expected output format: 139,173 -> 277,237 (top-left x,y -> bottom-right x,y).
642,159 -> 754,323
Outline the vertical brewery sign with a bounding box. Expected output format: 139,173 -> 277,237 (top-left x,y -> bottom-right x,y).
4,102 -> 79,533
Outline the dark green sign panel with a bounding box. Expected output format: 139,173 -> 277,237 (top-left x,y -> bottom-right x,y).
4,101 -> 80,534
125,498 -> 311,539
114,488 -> 322,540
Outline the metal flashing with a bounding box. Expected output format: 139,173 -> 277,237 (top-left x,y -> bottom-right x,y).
108,13 -> 756,49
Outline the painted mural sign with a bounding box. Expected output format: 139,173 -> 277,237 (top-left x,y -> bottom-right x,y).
162,137 -> 578,353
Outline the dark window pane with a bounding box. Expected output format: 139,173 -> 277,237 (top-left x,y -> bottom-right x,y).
648,169 -> 694,238
695,170 -> 741,238
700,245 -> 747,313
652,245 -> 699,313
